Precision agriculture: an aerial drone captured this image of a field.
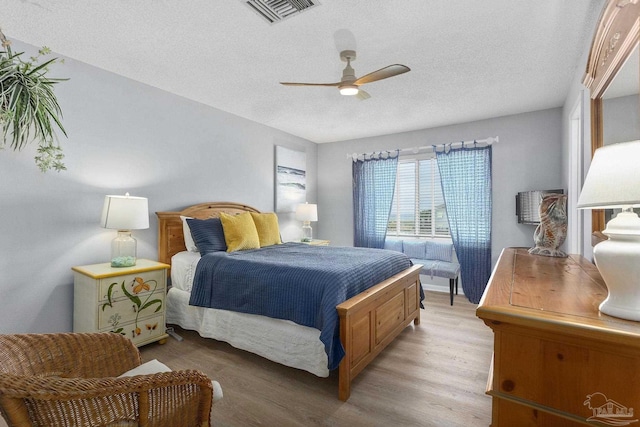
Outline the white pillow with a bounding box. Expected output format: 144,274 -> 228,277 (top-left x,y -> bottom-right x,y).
118,359 -> 171,377
211,380 -> 224,403
180,215 -> 199,252
118,359 -> 223,403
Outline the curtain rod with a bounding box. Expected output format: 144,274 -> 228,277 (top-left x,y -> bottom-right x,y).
346,136 -> 499,160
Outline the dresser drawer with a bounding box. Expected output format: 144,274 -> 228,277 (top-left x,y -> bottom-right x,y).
99,290 -> 165,330
493,328 -> 640,423
119,312 -> 166,345
494,332 -> 542,402
98,270 -> 165,303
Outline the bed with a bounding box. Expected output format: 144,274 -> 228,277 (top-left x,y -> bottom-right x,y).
157,202 -> 422,401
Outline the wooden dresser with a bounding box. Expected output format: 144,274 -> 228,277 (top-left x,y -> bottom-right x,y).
477,247 -> 640,426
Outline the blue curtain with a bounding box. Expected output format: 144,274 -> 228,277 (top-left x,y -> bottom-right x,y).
352,152 -> 399,248
436,145 -> 492,303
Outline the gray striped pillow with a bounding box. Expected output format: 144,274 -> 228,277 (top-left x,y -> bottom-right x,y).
425,241 -> 453,262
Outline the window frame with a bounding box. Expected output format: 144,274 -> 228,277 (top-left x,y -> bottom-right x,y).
387,154 -> 450,239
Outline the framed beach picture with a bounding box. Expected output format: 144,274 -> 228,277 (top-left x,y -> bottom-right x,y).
275,146 -> 306,212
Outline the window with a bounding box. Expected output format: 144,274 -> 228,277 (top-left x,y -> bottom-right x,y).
387,157 -> 450,237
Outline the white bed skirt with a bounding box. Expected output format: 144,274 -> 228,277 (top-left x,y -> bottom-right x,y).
166,287 -> 330,377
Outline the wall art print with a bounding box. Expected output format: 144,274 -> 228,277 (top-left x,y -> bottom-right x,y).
275,146 -> 306,212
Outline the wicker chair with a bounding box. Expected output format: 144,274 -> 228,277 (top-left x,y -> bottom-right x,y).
0,333 -> 214,427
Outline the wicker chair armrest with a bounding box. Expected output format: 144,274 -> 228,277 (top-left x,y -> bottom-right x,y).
0,371 -> 213,427
0,370 -> 212,399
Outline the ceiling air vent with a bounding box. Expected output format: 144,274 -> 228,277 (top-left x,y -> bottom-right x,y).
243,0 -> 320,24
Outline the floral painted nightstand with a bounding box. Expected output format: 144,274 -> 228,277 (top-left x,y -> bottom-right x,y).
72,259 -> 170,347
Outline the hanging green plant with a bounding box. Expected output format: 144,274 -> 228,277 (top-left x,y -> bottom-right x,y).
0,27 -> 68,172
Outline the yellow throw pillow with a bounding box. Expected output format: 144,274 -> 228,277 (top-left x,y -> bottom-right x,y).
219,212 -> 260,252
250,212 -> 282,247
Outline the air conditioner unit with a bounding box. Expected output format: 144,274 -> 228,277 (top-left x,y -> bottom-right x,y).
515,189 -> 564,225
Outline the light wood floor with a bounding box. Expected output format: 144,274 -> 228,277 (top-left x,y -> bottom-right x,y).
140,291 -> 494,427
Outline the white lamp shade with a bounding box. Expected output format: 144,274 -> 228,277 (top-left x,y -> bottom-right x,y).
577,140 -> 640,209
295,203 -> 318,222
101,194 -> 149,230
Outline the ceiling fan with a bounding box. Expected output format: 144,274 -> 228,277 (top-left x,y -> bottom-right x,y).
280,50 -> 410,100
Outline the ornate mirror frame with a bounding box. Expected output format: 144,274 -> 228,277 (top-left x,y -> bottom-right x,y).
583,0 -> 640,239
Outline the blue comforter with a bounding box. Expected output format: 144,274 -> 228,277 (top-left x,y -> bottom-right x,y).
189,242 -> 419,370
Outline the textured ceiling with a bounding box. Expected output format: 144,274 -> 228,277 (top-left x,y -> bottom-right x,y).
1,0 -> 606,143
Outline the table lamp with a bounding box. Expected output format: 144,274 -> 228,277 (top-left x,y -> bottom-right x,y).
101,193 -> 149,267
577,140 -> 640,321
295,202 -> 318,242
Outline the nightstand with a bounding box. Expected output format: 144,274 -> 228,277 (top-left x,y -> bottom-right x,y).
300,239 -> 330,246
72,259 -> 170,347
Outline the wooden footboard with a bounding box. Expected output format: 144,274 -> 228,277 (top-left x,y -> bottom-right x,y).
336,263 -> 423,401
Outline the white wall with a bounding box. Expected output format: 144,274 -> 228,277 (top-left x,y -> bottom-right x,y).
0,41 -> 317,333
317,108 -> 564,268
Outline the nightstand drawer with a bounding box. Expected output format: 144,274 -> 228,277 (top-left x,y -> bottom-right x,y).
103,313 -> 166,346
131,312 -> 166,345
98,270 -> 165,302
98,290 -> 165,330
105,311 -> 165,345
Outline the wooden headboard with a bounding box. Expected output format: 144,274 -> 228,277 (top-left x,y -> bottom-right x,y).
156,201 -> 261,266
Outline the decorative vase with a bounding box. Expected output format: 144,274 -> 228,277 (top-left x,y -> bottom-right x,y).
528,193 -> 568,258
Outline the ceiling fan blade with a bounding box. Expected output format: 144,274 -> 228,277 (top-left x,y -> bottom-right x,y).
354,64 -> 410,85
280,82 -> 341,87
356,89 -> 371,100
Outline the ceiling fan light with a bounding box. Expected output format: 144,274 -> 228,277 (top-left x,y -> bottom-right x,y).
339,85 -> 359,96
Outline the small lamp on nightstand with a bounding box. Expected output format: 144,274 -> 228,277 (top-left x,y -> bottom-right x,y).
577,140 -> 640,321
101,193 -> 149,268
295,202 -> 318,242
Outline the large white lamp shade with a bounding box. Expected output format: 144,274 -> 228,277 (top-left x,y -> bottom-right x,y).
101,193 -> 149,267
577,140 -> 640,321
